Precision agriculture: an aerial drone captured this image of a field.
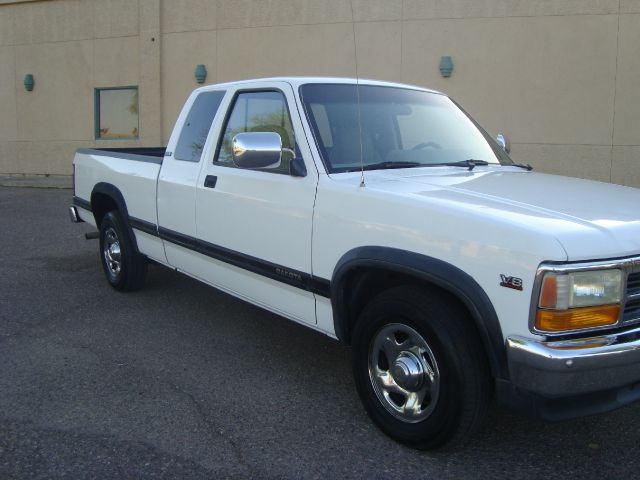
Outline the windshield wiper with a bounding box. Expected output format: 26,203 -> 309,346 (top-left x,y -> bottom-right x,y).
440,159 -> 490,171
509,162 -> 533,171
344,161 -> 422,172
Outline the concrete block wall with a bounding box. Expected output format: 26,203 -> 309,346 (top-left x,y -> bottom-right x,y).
0,0 -> 638,187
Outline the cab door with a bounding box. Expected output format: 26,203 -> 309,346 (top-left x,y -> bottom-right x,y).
192,81 -> 319,326
157,89 -> 226,269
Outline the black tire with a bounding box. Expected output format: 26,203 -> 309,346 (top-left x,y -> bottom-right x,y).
351,286 -> 491,450
99,210 -> 147,292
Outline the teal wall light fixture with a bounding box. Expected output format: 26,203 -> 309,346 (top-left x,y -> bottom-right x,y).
195,64 -> 207,84
24,74 -> 35,91
439,56 -> 453,77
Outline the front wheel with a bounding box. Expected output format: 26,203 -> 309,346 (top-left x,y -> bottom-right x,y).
352,286 -> 491,450
99,210 -> 147,291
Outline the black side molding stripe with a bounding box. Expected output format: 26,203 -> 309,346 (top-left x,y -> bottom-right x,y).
129,217 -> 159,237
71,197 -> 330,297
73,196 -> 92,211
158,226 -> 196,250
157,225 -> 330,297
196,237 -> 311,292
309,277 -> 331,297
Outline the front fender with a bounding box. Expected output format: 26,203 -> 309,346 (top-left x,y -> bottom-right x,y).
331,246 -> 508,379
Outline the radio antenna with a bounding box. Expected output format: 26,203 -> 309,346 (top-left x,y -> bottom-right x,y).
350,6 -> 366,188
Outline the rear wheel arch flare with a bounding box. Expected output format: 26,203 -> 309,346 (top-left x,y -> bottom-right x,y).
90,182 -> 140,253
330,246 -> 508,379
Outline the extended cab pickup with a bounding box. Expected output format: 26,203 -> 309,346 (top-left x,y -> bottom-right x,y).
70,77 -> 640,449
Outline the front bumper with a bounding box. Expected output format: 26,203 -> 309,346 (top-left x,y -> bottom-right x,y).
507,327 -> 640,398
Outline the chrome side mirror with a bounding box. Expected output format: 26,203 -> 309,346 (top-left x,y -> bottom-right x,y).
232,132 -> 282,169
496,133 -> 511,154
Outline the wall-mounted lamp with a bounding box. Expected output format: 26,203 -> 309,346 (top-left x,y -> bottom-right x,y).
439,56 -> 453,78
195,64 -> 207,84
24,74 -> 35,91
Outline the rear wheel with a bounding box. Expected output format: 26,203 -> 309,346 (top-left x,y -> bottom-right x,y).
352,286 -> 490,450
99,210 -> 147,291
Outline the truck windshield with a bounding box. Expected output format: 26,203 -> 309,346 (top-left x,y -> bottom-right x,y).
299,84 -> 512,173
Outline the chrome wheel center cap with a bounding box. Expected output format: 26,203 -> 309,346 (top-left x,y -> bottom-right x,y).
390,352 -> 424,391
109,243 -> 121,259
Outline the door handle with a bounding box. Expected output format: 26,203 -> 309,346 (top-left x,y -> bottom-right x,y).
204,175 -> 217,188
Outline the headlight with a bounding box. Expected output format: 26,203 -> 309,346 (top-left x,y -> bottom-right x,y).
535,268 -> 623,333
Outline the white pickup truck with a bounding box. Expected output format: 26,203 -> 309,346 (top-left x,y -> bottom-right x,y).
70,77 -> 640,449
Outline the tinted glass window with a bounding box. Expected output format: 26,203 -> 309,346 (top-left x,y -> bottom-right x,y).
299,84 -> 511,173
217,90 -> 295,173
174,91 -> 225,162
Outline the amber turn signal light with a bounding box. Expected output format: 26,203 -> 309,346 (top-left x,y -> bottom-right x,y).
535,305 -> 620,332
539,274 -> 558,309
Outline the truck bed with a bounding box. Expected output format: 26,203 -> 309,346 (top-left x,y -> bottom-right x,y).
76,147 -> 166,163
73,147 -> 165,231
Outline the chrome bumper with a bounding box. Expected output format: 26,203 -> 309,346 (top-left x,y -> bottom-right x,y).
68,205 -> 83,223
507,327 -> 640,398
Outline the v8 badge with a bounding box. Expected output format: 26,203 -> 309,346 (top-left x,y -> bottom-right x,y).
500,274 -> 523,291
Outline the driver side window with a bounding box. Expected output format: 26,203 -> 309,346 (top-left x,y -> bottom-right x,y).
216,90 -> 296,174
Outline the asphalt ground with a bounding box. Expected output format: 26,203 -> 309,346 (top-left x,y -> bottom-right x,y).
1,186 -> 639,479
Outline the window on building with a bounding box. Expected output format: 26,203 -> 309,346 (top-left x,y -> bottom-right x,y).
216,90 -> 296,173
95,87 -> 139,140
174,91 -> 226,162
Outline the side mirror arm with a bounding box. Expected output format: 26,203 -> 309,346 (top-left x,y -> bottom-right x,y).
289,157 -> 307,177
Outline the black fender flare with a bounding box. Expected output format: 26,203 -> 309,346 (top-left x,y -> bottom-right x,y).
330,246 -> 508,379
90,182 -> 141,254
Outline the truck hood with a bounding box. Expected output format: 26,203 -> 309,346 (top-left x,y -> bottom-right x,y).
346,166 -> 640,261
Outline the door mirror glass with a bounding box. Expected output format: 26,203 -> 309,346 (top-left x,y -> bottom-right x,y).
232,132 -> 282,169
496,133 -> 511,154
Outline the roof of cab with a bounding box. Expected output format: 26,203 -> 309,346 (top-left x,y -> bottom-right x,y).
192,76 -> 443,96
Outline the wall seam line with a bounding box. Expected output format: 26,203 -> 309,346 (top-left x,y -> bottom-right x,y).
102,11 -> 637,38
10,33 -> 139,48
609,0 -> 621,182
12,42 -> 18,144
400,0 -> 404,82
215,0 -> 219,84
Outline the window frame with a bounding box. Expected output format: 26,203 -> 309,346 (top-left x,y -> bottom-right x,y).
213,87 -> 297,175
173,90 -> 226,163
94,86 -> 139,141
298,83 -> 514,174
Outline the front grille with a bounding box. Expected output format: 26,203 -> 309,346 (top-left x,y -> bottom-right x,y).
623,272 -> 640,324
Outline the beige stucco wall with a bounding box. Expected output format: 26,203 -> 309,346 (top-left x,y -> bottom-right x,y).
0,0 -> 638,188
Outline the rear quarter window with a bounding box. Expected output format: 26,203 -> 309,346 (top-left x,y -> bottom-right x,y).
174,91 -> 225,162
